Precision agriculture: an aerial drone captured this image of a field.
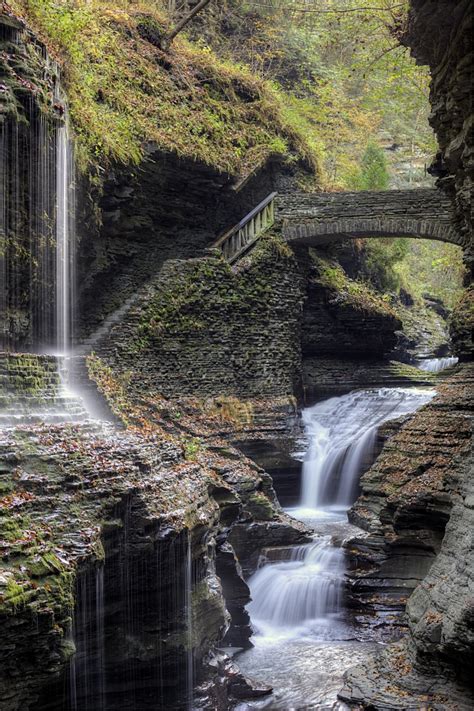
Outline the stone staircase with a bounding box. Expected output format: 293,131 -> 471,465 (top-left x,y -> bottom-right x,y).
0,352 -> 88,428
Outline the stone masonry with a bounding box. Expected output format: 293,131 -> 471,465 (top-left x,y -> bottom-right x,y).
277,188 -> 464,247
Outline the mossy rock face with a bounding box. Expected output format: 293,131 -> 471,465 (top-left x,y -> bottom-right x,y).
8,1 -> 320,175
244,492 -> 275,521
0,355 -> 297,710
450,286 -> 474,361
91,232 -> 305,400
136,14 -> 166,49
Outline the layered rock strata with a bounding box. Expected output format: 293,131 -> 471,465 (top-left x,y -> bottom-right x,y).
89,235 -> 305,400
341,363 -> 474,708
403,0 -> 473,271
0,352 -> 308,710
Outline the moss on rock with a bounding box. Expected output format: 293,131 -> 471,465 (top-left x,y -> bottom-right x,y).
9,0 -> 321,177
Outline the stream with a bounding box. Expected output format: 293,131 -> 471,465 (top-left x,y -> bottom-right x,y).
235,387 -> 435,710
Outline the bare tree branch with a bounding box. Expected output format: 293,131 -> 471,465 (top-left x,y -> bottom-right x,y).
163,0 -> 214,50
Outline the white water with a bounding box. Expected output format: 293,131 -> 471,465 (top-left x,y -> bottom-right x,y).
417,356 -> 458,373
248,539 -> 344,639
240,386 -> 436,708
55,118 -> 75,356
186,532 -> 194,711
293,387 -> 436,518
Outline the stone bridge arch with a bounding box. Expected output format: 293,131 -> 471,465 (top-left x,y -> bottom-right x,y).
278,188 -> 464,247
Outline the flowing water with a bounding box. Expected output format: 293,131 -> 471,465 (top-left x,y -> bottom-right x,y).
294,387 -> 436,519
417,356 -> 458,373
55,116 -> 75,357
237,386 -> 436,709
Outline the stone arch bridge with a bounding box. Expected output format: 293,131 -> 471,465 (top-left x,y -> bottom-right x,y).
214,188 -> 464,263
277,188 -> 462,247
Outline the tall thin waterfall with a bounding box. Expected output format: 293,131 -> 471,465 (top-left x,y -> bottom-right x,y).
55,115 -> 75,355
0,76 -> 75,352
185,532 -> 194,710
297,387 -> 436,513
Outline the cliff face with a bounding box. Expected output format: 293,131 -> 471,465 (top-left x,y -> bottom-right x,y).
86,234 -> 305,401
403,0 -> 473,266
0,352 -> 308,710
341,364 -> 474,708
0,12 -> 61,349
76,154 -> 282,336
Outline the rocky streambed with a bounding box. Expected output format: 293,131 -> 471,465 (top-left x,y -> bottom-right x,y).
1,352 -> 473,710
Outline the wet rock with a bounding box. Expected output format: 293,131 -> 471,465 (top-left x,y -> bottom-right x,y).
342,364 -> 474,705
302,357 -> 436,402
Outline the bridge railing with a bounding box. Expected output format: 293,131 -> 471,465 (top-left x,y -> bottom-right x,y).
212,192 -> 277,263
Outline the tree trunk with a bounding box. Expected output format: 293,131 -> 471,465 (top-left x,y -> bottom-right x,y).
163,0 -> 213,50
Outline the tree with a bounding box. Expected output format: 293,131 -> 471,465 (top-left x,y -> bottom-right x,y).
163,0 -> 214,50
354,142 -> 390,190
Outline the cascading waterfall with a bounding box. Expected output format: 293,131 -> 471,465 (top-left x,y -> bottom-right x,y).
248,539 -> 344,638
242,386 -> 436,705
417,356 -> 458,373
296,387 -> 436,515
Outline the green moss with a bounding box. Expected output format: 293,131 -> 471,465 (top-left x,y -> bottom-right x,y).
245,491 -> 275,521
11,0 -> 321,176
27,551 -> 65,578
2,579 -> 28,611
311,253 -> 398,319
135,232 -> 296,353
183,437 -> 203,461
86,354 -> 133,426
0,516 -> 28,543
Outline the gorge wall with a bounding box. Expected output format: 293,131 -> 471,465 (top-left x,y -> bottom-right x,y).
342,364 -> 474,708
403,0 -> 473,360
0,12 -> 61,350
0,352 -> 308,711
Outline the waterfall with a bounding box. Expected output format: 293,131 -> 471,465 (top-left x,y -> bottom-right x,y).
417,356 -> 458,373
243,384 -> 437,697
185,531 -> 194,710
296,387 -> 436,514
95,566 -> 106,711
248,539 -> 344,638
55,118 -> 75,355
69,565 -> 106,711
0,64 -> 74,353
0,101 -> 56,349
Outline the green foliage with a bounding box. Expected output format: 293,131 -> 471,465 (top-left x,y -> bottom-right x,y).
193,0 -> 435,189
393,241 -> 467,308
360,237 -> 409,291
183,437 -> 203,461
312,253 -> 397,318
12,0 -> 321,174
347,142 -> 390,191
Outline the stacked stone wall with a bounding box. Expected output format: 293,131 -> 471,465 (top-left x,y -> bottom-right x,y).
93,235 -> 305,399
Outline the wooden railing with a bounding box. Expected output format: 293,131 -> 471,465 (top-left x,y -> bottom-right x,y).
212,192 -> 277,263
